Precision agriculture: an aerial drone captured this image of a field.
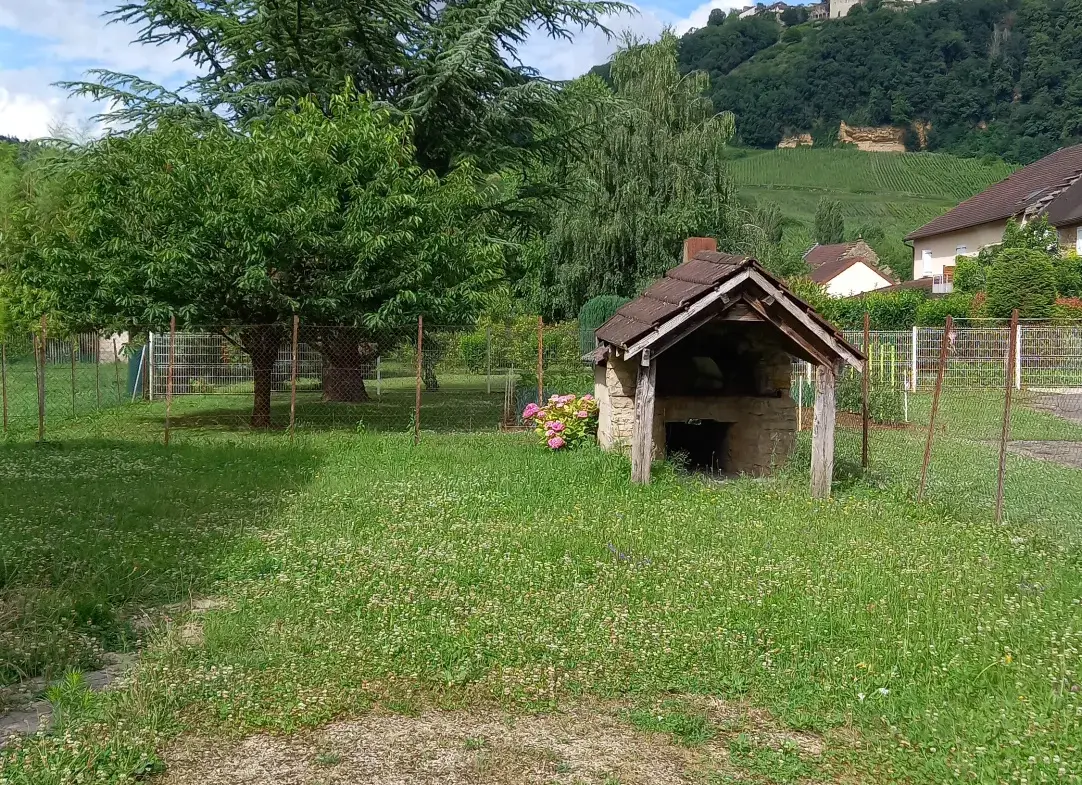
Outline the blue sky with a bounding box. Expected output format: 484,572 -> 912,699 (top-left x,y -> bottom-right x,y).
0,0 -> 746,140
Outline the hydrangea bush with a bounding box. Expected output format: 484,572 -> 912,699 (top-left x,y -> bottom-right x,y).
522,393 -> 599,450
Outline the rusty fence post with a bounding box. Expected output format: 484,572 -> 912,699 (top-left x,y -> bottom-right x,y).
995,309 -> 1020,524
414,316 -> 424,445
37,315 -> 47,443
918,315 -> 952,501
862,312 -> 870,470
0,338 -> 7,436
537,316 -> 544,405
165,316 -> 176,446
289,315 -> 300,441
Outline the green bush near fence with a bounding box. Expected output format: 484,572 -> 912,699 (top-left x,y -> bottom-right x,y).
445,317 -> 584,374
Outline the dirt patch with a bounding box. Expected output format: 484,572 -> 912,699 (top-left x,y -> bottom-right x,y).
1025,393 -> 1082,426
1007,440 -> 1082,469
160,699 -> 836,785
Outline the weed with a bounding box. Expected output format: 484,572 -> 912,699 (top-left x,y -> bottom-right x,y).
628,702 -> 715,746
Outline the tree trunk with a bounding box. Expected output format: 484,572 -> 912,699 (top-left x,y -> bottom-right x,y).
318,327 -> 373,402
241,326 -> 283,429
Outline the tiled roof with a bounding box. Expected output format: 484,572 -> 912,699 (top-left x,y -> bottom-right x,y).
803,242 -> 856,269
803,242 -> 898,285
906,144 -> 1082,240
594,250 -> 859,368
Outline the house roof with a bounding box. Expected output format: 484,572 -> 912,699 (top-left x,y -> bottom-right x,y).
802,242 -> 898,285
594,249 -> 863,369
906,144 -> 1082,240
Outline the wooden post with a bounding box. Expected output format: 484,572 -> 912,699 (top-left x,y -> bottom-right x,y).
37,316 -> 47,443
164,316 -> 176,446
289,315 -> 300,441
70,338 -> 77,417
995,309 -> 1020,524
862,312 -> 870,470
810,363 -> 837,498
918,315 -> 952,501
631,349 -> 657,484
414,315 -> 423,445
537,316 -> 544,405
0,340 -> 7,435
113,338 -> 122,403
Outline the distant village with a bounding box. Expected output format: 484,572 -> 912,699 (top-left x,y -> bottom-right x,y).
737,0 -> 934,22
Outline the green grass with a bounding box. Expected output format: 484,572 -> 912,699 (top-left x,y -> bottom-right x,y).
1,399 -> 1081,784
727,147 -> 1019,264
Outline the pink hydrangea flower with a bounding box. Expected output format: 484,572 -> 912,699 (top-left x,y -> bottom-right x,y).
548,436 -> 566,449
576,410 -> 588,418
581,394 -> 594,401
551,421 -> 566,433
543,420 -> 556,430
546,429 -> 556,438
522,403 -> 541,419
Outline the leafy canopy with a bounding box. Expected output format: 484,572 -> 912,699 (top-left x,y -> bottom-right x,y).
540,33 -> 751,319
2,90 -> 505,332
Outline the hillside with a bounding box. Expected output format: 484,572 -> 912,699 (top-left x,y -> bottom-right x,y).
672,0 -> 1082,164
729,147 -> 1018,273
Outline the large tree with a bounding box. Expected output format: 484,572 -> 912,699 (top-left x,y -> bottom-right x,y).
540,32 -> 752,319
1,92 -> 504,427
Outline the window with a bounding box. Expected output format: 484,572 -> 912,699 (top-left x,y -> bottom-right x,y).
1076,229 -> 1082,255
921,249 -> 933,275
955,245 -> 967,255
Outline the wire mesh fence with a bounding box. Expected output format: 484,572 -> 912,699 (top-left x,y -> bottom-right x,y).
2,317 -> 1080,542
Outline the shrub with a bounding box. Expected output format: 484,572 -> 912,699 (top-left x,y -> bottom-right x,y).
522,393 -> 599,450
456,331 -> 488,373
953,255 -> 987,293
915,292 -> 974,326
1054,253 -> 1082,298
836,369 -> 904,423
1052,296 -> 1082,322
985,248 -> 1057,320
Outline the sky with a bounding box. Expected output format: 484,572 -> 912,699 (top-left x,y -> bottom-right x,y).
0,0 -> 746,141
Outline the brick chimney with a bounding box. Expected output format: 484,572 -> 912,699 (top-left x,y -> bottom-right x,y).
683,237 -> 717,263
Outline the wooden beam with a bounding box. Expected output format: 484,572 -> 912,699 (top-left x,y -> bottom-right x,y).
810,363 -> 838,498
624,270 -> 751,359
718,302 -> 763,322
742,296 -> 833,368
747,270 -> 863,370
631,349 -> 657,485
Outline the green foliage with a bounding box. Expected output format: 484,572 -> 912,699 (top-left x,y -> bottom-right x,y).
542,34 -> 752,318
678,13 -> 780,81
985,248 -> 1058,320
1001,216 -> 1058,254
813,198 -> 844,244
836,369 -> 905,424
704,0 -> 1082,162
1054,253 -> 1082,298
578,295 -> 630,354
915,292 -> 975,326
628,702 -> 715,746
953,255 -> 987,293
822,289 -> 926,330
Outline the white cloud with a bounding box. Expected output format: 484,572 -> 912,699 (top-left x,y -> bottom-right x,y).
517,1 -> 745,81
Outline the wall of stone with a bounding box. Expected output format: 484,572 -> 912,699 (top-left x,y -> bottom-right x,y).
596,340 -> 797,474
837,121 -> 906,153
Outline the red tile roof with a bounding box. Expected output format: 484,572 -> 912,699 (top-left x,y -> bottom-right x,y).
906,144 -> 1082,240
802,242 -> 897,285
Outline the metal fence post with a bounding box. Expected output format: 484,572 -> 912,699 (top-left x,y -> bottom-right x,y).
1014,321 -> 1022,390
95,334 -> 101,409
376,355 -> 382,398
918,316 -> 952,501
70,337 -> 77,417
862,313 -> 870,469
537,316 -> 544,405
289,315 -> 299,441
148,331 -> 155,401
414,315 -> 423,445
36,316 -> 47,443
0,339 -> 6,436
165,316 -> 176,446
486,325 -> 493,395
113,338 -> 122,404
996,310 -> 1020,524
911,325 -> 919,391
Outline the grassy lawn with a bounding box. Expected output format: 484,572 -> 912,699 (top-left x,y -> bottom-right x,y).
1,400 -> 1080,783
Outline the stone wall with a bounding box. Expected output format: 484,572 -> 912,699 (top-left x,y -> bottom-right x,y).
596,341 -> 797,475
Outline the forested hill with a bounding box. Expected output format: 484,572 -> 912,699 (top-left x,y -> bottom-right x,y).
615,0 -> 1082,164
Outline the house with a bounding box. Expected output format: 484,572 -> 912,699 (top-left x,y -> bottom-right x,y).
830,0 -> 862,18
906,143 -> 1082,282
808,2 -> 829,19
591,238 -> 863,495
802,240 -> 898,297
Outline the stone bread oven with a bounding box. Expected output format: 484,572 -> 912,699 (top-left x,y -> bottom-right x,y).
591,239 -> 864,495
